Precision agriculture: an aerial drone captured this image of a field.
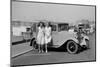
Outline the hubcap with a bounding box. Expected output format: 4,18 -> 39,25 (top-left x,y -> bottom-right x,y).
68,42 -> 76,52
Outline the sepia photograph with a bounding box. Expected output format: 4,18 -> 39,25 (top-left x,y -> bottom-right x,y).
11,0 -> 96,67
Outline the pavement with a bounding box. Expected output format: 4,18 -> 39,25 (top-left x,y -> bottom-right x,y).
11,35 -> 33,57
11,42 -> 33,57
11,33 -> 96,66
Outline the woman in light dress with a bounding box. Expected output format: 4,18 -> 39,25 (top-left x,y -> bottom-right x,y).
37,22 -> 45,53
44,22 -> 52,53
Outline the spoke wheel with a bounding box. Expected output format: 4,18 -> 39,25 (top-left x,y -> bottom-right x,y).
67,40 -> 78,54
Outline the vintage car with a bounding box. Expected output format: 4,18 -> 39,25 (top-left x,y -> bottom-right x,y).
30,22 -> 89,54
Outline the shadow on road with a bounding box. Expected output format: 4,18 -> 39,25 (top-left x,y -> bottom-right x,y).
47,47 -> 89,53
47,47 -> 66,52
12,39 -> 31,45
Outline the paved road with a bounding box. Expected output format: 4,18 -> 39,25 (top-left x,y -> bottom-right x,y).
11,42 -> 33,57
11,33 -> 96,66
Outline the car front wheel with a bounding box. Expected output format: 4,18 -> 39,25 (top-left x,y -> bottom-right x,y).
66,40 -> 78,54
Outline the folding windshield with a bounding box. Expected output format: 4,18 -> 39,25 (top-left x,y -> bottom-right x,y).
58,23 -> 69,31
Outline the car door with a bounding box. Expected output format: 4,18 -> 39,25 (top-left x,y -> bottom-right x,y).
52,23 -> 69,47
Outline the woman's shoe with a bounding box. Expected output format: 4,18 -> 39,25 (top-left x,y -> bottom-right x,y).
45,50 -> 48,53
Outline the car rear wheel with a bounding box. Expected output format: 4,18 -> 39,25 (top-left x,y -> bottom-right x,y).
30,38 -> 38,49
66,40 -> 78,54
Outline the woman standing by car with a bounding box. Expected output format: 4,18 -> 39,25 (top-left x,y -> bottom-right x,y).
37,22 -> 45,53
44,22 -> 52,53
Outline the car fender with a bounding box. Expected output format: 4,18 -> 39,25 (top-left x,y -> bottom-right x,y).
54,37 -> 79,48
80,35 -> 89,46
83,35 -> 89,41
67,37 -> 79,44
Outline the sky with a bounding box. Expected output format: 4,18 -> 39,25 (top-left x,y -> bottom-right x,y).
12,1 -> 95,24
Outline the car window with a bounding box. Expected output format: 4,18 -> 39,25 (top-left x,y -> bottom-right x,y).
58,24 -> 69,31
51,25 -> 57,31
